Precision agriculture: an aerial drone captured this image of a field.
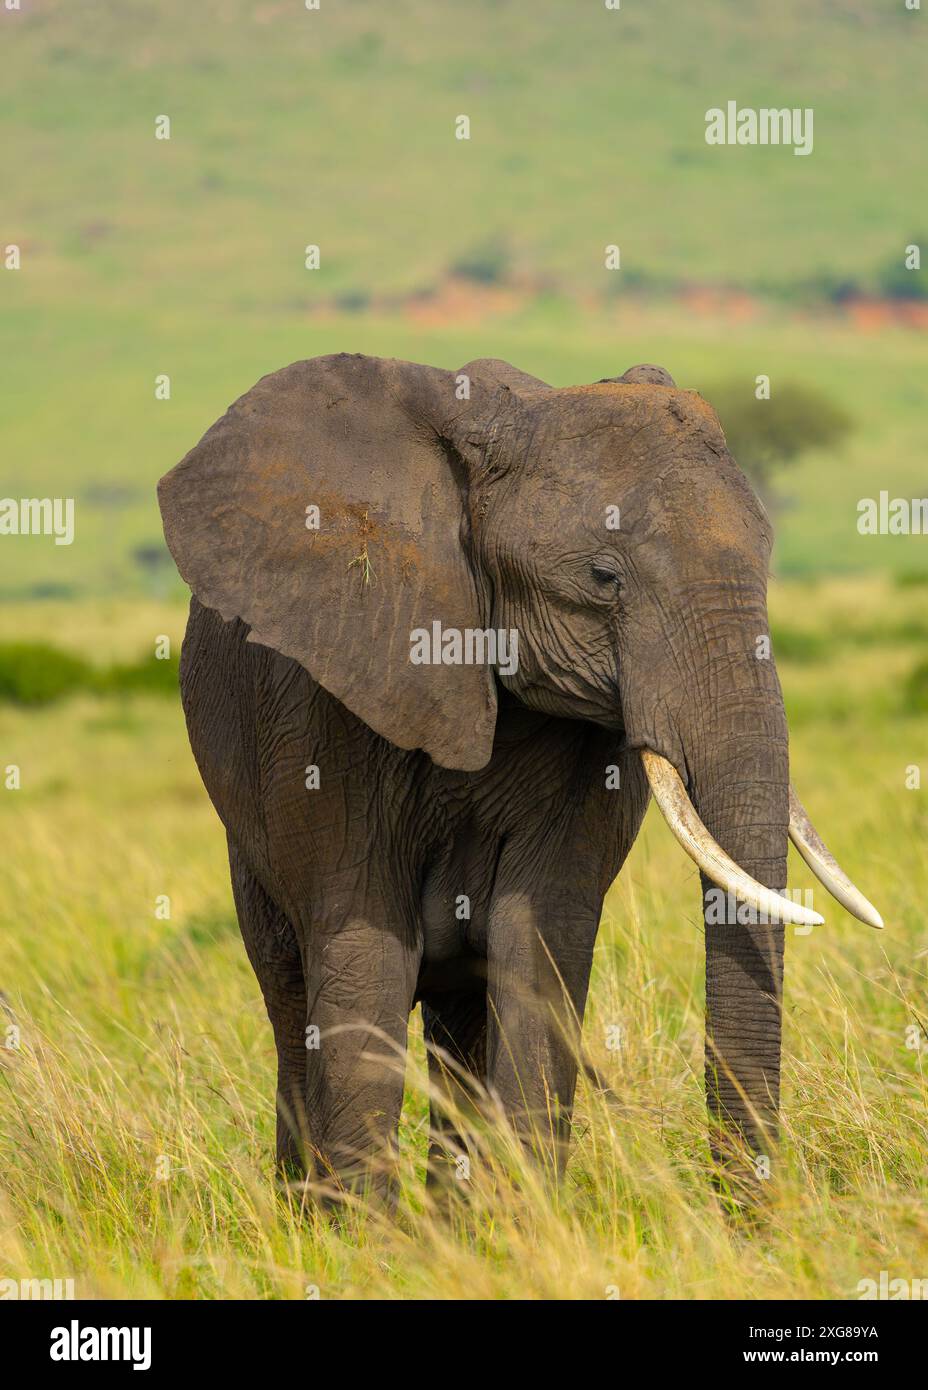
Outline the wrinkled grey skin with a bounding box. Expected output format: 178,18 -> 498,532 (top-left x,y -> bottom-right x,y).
159,354 -> 787,1203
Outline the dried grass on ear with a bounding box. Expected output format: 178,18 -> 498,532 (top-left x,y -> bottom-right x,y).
347,542 -> 375,589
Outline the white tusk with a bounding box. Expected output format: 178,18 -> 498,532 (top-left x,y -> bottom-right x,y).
788,786 -> 884,930
641,750 -> 824,928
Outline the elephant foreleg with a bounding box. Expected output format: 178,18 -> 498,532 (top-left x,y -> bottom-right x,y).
302,909 -> 420,1208
486,887 -> 598,1179
227,837 -> 307,1178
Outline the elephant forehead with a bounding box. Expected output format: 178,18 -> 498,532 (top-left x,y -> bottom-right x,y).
539,383 -> 721,432
521,389 -> 727,481
510,441 -> 767,549
627,464 -> 773,568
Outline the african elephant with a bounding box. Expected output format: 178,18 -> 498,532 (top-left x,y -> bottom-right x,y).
158,353 -> 881,1204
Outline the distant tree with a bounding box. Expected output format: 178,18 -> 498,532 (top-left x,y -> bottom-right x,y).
704,380 -> 852,512
450,236 -> 511,285
876,237 -> 927,301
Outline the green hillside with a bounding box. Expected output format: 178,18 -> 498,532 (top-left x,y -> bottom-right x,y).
4,0 -> 924,301
1,0 -> 926,596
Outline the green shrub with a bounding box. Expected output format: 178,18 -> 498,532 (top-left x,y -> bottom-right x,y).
770,626 -> 827,664
0,642 -> 94,705
894,570 -> 928,588
450,236 -> 511,285
0,642 -> 179,705
95,657 -> 179,697
333,288 -> 372,314
876,240 -> 928,302
902,659 -> 928,714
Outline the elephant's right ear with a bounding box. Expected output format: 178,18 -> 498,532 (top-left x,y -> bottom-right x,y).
158,354 -> 499,771
600,364 -> 676,387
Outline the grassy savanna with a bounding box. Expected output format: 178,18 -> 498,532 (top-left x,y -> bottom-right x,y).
0,579 -> 926,1299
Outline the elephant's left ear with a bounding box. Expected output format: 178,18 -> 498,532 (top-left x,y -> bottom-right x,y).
158,354 -> 499,771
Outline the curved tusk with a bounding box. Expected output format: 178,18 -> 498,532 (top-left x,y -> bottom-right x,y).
641,750 -> 824,928
788,786 -> 884,930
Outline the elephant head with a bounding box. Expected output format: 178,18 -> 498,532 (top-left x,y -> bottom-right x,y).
159,352 -> 881,1171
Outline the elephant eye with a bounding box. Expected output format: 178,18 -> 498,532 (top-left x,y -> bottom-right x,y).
590,563 -> 622,588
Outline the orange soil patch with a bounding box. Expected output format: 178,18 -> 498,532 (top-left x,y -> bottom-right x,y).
843,297 -> 928,332
676,285 -> 761,323
402,277 -> 522,327
310,273 -> 928,334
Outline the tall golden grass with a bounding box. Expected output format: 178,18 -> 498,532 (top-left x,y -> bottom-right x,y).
1,578 -> 926,1298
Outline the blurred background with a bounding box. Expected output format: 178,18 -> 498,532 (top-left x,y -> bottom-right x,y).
0,0 -> 926,1298
2,0 -> 927,600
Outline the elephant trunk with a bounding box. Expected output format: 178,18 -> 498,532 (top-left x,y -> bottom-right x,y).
686,721 -> 790,1186
622,596 -> 791,1193
636,650 -> 883,1197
